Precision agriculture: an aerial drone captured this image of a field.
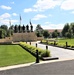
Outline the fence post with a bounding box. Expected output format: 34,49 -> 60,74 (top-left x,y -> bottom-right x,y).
46,45 -> 48,50
66,42 -> 68,48
36,43 -> 37,47
41,40 -> 42,43
30,42 -> 31,45
36,50 -> 39,63
54,41 -> 56,46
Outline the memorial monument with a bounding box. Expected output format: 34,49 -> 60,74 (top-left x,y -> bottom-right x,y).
12,21 -> 37,42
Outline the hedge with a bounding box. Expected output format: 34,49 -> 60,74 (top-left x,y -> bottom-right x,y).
20,42 -> 50,58
41,40 -> 74,49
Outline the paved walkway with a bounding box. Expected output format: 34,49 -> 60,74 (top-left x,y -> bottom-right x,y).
31,42 -> 74,60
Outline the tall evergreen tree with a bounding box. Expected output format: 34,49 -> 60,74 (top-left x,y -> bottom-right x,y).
62,23 -> 70,37
35,24 -> 44,37
0,29 -> 6,38
70,23 -> 74,35
1,25 -> 8,31
43,30 -> 50,38
52,30 -> 59,38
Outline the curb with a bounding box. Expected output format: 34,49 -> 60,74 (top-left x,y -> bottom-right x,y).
0,58 -> 74,71
42,57 -> 59,61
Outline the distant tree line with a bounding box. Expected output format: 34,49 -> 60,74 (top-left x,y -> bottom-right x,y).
62,23 -> 74,38
35,24 -> 60,38
0,22 -> 74,39
35,22 -> 74,39
0,25 -> 13,38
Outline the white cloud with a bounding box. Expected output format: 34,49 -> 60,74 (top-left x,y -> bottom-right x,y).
42,22 -> 64,29
31,22 -> 64,30
0,13 -> 18,25
24,8 -> 33,12
12,13 -> 18,16
24,0 -> 63,13
0,5 -> 11,10
24,0 -> 74,12
11,20 -> 18,24
61,0 -> 74,10
0,19 -> 18,25
0,19 -> 10,25
0,13 -> 11,19
45,22 -> 51,24
33,0 -> 62,11
32,14 -> 47,20
24,8 -> 37,12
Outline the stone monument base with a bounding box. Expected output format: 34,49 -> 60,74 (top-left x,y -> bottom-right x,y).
12,32 -> 37,42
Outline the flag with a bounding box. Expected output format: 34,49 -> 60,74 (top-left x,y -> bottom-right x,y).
30,20 -> 32,25
20,15 -> 22,21
20,15 -> 22,25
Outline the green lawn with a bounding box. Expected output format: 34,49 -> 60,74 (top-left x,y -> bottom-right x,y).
0,45 -> 35,67
58,38 -> 74,46
42,38 -> 74,47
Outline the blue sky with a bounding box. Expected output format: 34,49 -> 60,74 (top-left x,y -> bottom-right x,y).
0,0 -> 74,30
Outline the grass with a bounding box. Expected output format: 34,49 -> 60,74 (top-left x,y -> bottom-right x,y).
58,38 -> 74,46
0,45 -> 35,67
42,38 -> 74,47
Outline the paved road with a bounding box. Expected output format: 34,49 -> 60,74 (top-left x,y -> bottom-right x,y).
0,60 -> 74,75
31,42 -> 74,60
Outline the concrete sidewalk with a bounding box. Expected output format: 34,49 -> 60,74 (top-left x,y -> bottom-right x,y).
31,42 -> 74,60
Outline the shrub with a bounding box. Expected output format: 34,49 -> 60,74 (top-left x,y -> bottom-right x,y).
41,50 -> 50,57
41,39 -> 74,49
20,42 -> 50,58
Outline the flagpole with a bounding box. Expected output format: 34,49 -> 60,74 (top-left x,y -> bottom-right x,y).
9,19 -> 11,27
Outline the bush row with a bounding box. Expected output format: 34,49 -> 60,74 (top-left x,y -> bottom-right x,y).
41,40 -> 74,48
20,42 -> 50,58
